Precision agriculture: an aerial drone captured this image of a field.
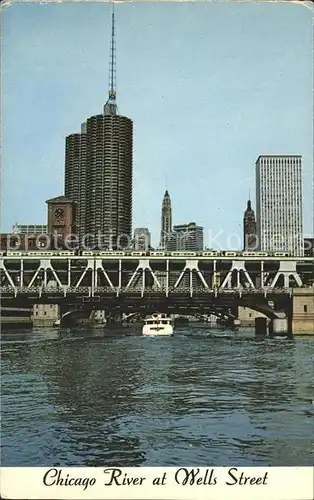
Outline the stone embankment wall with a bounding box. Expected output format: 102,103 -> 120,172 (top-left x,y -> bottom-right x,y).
292,288 -> 314,335
32,304 -> 60,327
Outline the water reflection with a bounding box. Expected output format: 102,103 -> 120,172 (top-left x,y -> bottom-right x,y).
1,326 -> 314,466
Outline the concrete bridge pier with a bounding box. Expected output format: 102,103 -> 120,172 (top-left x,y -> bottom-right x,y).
89,309 -> 107,326
254,317 -> 268,337
269,318 -> 290,338
255,315 -> 292,338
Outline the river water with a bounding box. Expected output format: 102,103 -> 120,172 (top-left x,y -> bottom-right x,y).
1,325 -> 314,466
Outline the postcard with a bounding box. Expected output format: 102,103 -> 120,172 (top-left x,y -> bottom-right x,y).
1,1 -> 313,499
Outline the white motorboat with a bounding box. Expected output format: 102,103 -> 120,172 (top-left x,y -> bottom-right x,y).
142,313 -> 174,336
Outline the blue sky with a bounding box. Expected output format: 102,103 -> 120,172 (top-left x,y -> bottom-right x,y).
1,0 -> 313,248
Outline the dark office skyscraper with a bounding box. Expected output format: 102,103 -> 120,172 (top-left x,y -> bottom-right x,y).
64,9 -> 133,248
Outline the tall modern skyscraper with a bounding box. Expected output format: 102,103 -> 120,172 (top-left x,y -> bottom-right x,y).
255,155 -> 303,256
65,9 -> 133,249
243,199 -> 257,250
65,129 -> 87,241
160,190 -> 172,249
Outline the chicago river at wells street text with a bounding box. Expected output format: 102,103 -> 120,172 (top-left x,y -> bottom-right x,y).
1,325 -> 313,466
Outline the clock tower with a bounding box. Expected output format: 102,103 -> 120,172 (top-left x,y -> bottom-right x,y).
46,196 -> 76,249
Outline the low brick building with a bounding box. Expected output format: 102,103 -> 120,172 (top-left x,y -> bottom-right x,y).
1,195 -> 77,251
0,232 -> 49,251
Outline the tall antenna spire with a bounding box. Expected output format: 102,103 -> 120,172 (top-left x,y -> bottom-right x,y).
109,3 -> 116,101
104,2 -> 117,116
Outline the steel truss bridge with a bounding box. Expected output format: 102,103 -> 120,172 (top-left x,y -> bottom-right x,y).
1,255 -> 313,317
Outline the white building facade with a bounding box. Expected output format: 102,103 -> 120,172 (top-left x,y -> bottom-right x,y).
255,155 -> 303,256
133,228 -> 151,251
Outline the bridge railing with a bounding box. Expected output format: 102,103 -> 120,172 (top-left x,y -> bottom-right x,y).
0,285 -> 298,297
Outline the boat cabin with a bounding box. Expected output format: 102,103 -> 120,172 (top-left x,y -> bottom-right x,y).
145,319 -> 172,325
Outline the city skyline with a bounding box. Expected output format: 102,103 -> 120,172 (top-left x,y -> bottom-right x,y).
2,1 -> 313,248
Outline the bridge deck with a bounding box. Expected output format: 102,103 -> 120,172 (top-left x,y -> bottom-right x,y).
1,255 -> 313,262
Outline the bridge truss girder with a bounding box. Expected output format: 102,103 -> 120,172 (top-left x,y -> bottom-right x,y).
0,256 -> 308,296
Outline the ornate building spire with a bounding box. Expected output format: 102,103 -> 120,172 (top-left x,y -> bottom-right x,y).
160,190 -> 172,249
243,198 -> 257,250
